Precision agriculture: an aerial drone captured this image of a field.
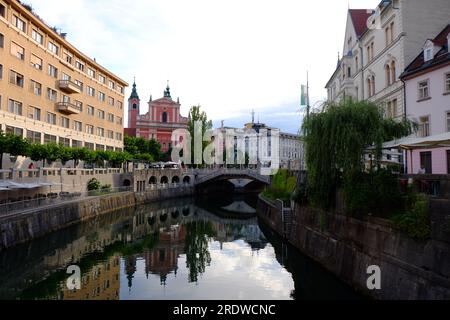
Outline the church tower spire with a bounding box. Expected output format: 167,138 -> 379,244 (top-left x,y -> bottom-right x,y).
128,78 -> 140,129
164,80 -> 172,99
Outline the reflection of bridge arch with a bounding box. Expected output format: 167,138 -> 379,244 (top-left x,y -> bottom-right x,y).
194,169 -> 270,187
183,176 -> 191,184
172,176 -> 180,184
160,176 -> 169,184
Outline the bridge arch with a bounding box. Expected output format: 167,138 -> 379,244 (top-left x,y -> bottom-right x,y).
149,176 -> 157,185
160,213 -> 168,222
172,176 -> 180,184
122,179 -> 131,187
160,176 -> 169,184
183,176 -> 191,184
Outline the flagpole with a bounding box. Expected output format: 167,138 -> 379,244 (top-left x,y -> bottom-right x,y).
306,71 -> 310,120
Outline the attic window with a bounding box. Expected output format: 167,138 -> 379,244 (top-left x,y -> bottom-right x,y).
424,48 -> 433,62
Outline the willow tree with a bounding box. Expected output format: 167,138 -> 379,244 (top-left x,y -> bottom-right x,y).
302,100 -> 414,211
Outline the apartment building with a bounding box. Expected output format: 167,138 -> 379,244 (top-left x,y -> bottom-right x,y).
326,0 -> 450,119
0,0 -> 128,164
400,25 -> 450,174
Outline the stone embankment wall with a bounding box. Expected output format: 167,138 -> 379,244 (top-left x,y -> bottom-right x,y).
0,186 -> 194,250
257,195 -> 450,300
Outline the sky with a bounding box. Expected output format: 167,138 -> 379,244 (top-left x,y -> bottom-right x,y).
27,0 -> 381,134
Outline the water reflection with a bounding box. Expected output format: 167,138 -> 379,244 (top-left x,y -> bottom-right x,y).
0,195 -> 360,300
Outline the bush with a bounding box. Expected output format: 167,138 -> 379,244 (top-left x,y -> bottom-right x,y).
392,192 -> 431,241
263,169 -> 296,202
101,184 -> 112,193
87,178 -> 101,191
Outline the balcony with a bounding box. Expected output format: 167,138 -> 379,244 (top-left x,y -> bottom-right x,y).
57,80 -> 82,94
57,102 -> 82,115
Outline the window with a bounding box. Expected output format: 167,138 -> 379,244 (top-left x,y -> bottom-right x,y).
447,112 -> 450,132
107,130 -> 114,139
445,73 -> 450,93
32,29 -> 43,45
97,127 -> 105,137
30,80 -> 42,96
98,91 -> 105,102
87,68 -> 95,78
62,94 -> 70,103
73,121 -> 82,132
162,112 -> 168,123
87,86 -> 95,97
355,56 -> 359,70
30,54 -> 43,70
347,67 -> 351,78
5,126 -> 23,137
385,64 -> 391,86
97,110 -> 105,119
28,106 -> 41,121
48,41 -> 59,55
385,26 -> 390,47
390,22 -> 395,43
419,116 -> 430,137
108,97 -> 114,106
74,100 -> 83,112
96,144 -> 105,151
108,113 -> 114,122
117,85 -> 124,94
11,41 -> 24,60
60,117 -> 70,129
75,80 -> 83,92
76,60 -> 84,72
420,151 -> 432,174
0,64 -> 3,79
48,64 -> 58,78
117,101 -> 123,109
88,105 -> 94,116
46,88 -> 57,102
0,4 -> 5,18
46,112 -> 56,125
59,137 -> 70,147
116,132 -> 123,141
86,125 -> 94,135
12,15 -> 26,32
9,70 -> 24,87
391,61 -> 396,84
85,142 -> 94,150
8,99 -> 22,115
418,80 -> 429,100
0,32 -> 3,48
108,80 -> 115,90
44,134 -> 57,144
63,51 -> 73,64
447,150 -> 450,174
117,117 -> 123,125
27,130 -> 41,144
72,140 -> 83,148
424,48 -> 433,62
98,74 -> 106,84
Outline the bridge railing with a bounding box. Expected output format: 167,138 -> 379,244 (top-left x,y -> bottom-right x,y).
194,168 -> 271,184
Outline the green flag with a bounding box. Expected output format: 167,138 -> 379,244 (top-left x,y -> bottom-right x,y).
300,85 -> 307,106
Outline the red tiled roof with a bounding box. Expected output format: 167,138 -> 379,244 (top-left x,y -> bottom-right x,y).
349,9 -> 373,38
401,25 -> 450,79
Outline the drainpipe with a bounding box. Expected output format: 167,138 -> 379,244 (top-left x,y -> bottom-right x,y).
401,78 -> 408,174
359,43 -> 365,99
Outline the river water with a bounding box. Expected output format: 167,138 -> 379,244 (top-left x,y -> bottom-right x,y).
0,194 -> 361,300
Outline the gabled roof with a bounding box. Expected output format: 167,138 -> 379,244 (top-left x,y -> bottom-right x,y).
349,9 -> 373,38
401,24 -> 450,80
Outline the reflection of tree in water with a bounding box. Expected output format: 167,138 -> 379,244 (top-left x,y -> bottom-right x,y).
184,220 -> 216,283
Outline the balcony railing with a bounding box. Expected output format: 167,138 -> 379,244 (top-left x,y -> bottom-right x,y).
56,101 -> 82,115
57,79 -> 82,94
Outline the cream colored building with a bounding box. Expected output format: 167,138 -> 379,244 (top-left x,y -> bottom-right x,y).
326,0 -> 450,119
0,0 -> 128,168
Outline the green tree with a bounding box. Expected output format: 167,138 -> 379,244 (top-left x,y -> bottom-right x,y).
302,100 -> 415,212
58,147 -> 73,165
124,136 -> 162,162
0,133 -> 29,169
188,105 -> 213,166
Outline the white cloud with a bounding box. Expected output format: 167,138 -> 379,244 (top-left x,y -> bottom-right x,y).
27,0 -> 380,131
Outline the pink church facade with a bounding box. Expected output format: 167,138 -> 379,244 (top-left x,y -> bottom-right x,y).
125,82 -> 188,153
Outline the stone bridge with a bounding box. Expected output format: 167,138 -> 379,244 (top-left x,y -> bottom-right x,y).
193,168 -> 271,186
120,168 -> 270,193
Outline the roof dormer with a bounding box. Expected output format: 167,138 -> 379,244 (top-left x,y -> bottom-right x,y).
423,39 -> 439,62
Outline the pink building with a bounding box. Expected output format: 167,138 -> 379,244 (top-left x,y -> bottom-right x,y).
125,82 -> 188,153
401,24 -> 450,174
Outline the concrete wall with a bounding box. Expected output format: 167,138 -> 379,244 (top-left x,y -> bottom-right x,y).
258,195 -> 450,299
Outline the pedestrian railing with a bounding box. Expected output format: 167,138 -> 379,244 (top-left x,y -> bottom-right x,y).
0,186 -> 132,218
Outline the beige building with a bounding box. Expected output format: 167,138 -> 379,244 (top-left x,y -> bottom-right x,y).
0,0 -> 128,168
326,0 -> 450,119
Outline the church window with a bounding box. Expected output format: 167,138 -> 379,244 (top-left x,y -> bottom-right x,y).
162,112 -> 168,123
